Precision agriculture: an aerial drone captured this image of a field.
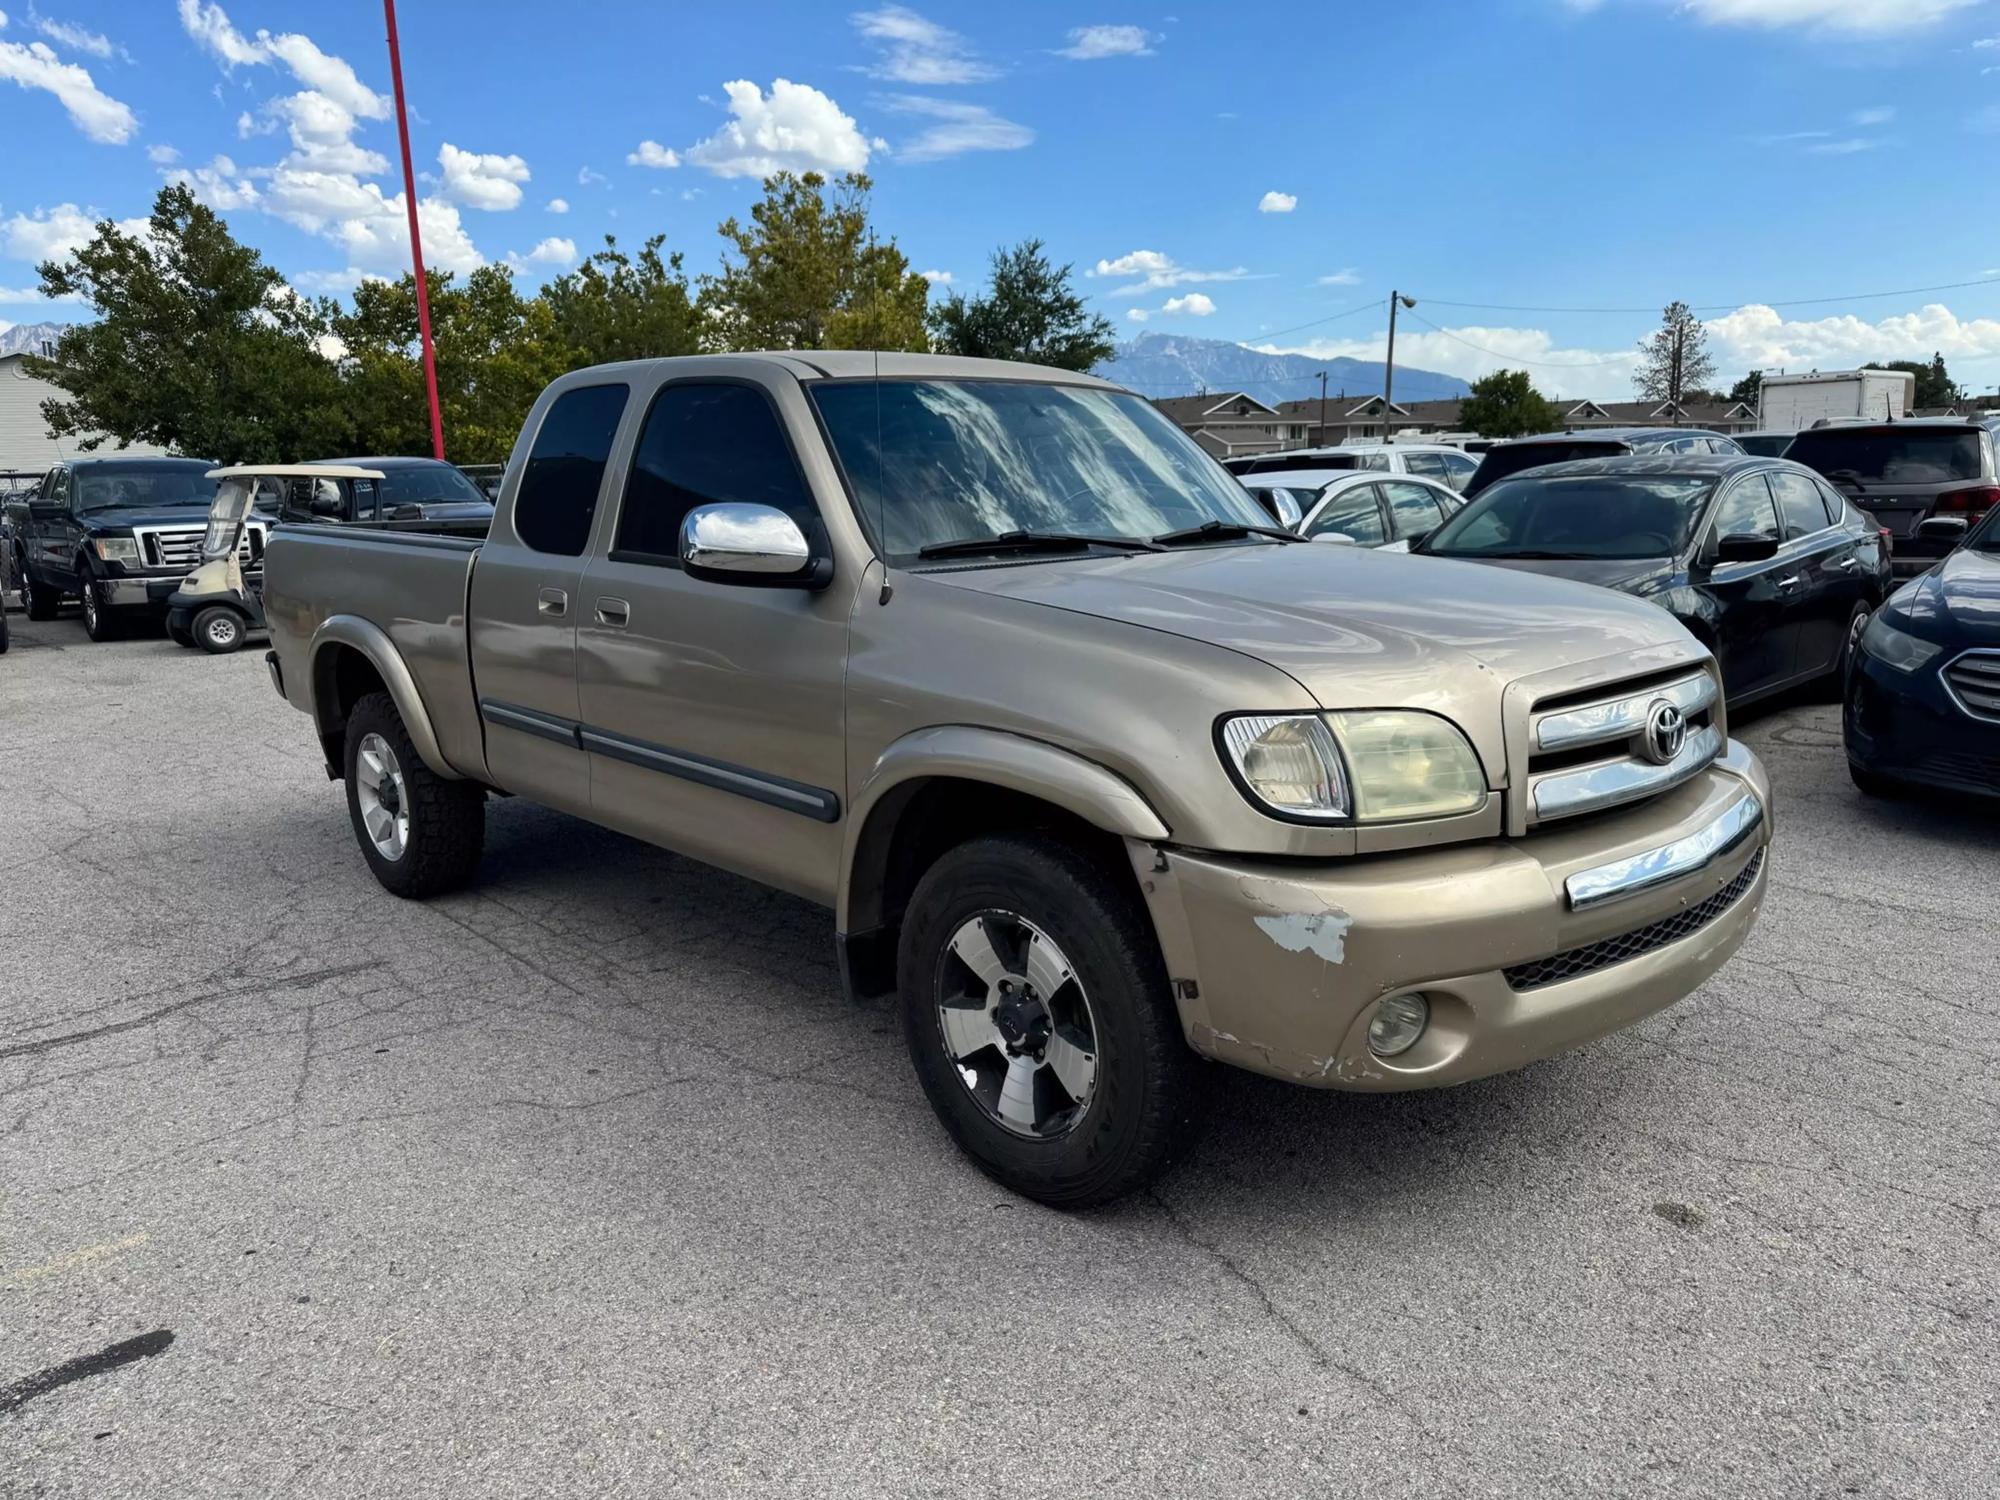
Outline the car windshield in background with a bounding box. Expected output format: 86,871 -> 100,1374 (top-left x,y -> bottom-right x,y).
74,467 -> 212,511
1735,433 -> 1794,458
1231,454 -> 1362,476
1466,441 -> 1624,493
378,465 -> 489,509
1426,474 -> 1715,560
811,380 -> 1271,561
1786,427 -> 1981,483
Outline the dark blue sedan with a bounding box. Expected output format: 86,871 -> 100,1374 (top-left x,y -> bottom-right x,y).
1845,506 -> 2000,799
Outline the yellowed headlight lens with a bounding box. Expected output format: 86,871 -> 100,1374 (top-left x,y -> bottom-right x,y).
1326,711 -> 1485,822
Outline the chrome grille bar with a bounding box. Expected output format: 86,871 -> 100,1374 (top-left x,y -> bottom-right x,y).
1535,672 -> 1715,752
1531,723 -> 1723,821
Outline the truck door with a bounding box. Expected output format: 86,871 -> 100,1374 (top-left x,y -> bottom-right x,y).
573,372 -> 855,906
466,381 -> 633,816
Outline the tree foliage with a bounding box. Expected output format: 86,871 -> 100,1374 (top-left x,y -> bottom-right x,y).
1458,369 -> 1557,439
698,172 -> 928,352
1728,370 -> 1762,406
1633,300 -> 1716,404
929,239 -> 1116,371
1865,352 -> 1960,409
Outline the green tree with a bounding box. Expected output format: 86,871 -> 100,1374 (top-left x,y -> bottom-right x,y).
928,239 -> 1116,370
26,183 -> 346,462
535,234 -> 699,367
698,172 -> 928,352
1458,369 -> 1557,439
1866,352 -> 1961,409
1728,370 -> 1762,406
1634,300 -> 1716,404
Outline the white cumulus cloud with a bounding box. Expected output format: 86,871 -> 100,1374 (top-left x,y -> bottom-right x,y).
546,196 -> 569,214
1163,293 -> 1215,316
4,202 -> 150,263
0,36 -> 134,142
1126,307 -> 1149,323
687,78 -> 872,177
506,236 -> 577,273
1678,0 -> 1974,32
439,142 -> 531,210
1088,249 -> 1255,295
168,153 -> 260,211
147,142 -> 179,164
882,95 -> 1032,161
919,268 -> 952,284
1705,300 -> 2000,372
30,9 -> 117,59
852,6 -> 996,84
1258,190 -> 1296,213
626,139 -> 681,169
1055,24 -> 1155,59
1261,324 -> 1638,400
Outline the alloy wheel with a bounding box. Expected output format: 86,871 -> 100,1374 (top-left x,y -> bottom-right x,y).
354,732 -> 409,861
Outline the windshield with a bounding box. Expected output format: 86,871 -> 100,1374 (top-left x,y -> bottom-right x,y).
1426,473 -> 1715,560
811,379 -> 1270,561
1230,453 -> 1362,476
1735,433 -> 1794,458
1786,427 -> 1982,484
378,464 -> 490,509
1465,441 -> 1623,497
75,466 -> 212,511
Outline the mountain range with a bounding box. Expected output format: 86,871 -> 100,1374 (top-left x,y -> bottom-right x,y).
1094,333 -> 1469,406
0,321 -> 68,358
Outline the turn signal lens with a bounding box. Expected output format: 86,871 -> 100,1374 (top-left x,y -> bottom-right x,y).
1219,714 -> 1349,820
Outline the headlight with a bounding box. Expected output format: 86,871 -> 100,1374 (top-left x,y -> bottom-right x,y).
91,536 -> 140,564
1859,612 -> 1942,674
1219,714 -> 1349,820
1219,710 -> 1486,823
1326,710 -> 1487,821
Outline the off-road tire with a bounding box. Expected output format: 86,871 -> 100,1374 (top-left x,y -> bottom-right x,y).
343,691 -> 485,898
24,566 -> 59,621
193,605 -> 245,655
78,563 -> 118,642
897,832 -> 1202,1208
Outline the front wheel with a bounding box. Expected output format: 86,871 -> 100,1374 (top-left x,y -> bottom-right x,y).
1849,761 -> 1902,800
343,691 -> 485,898
78,565 -> 117,642
192,605 -> 245,654
897,833 -> 1202,1207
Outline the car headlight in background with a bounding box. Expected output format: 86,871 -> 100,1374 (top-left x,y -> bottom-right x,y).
1219,710 -> 1486,823
91,536 -> 140,564
1859,612 -> 1942,674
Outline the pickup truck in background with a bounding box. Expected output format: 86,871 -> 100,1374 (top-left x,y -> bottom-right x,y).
264,352 -> 1774,1206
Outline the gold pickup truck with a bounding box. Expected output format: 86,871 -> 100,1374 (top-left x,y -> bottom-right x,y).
263,353 -> 1771,1205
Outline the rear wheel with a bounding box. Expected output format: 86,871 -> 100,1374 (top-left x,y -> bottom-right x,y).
897,832 -> 1202,1207
78,564 -> 117,641
343,691 -> 485,898
1819,602 -> 1870,702
24,566 -> 59,621
193,605 -> 245,655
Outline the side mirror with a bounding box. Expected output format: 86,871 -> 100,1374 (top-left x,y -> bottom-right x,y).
680,503 -> 830,590
388,503 -> 425,521
1713,532 -> 1780,564
308,493 -> 343,518
1916,516 -> 1970,543
27,499 -> 61,520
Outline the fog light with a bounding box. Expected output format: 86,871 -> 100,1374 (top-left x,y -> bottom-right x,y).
1367,993 -> 1429,1057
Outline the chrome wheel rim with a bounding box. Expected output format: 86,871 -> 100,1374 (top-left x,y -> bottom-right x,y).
354,732 -> 409,861
934,912 -> 1098,1139
203,614 -> 238,648
81,583 -> 98,630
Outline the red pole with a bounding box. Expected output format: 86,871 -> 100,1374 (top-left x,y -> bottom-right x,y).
383,0 -> 445,460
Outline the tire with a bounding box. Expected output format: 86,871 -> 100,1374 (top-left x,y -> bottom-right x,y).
1849,761 -> 1902,800
78,563 -> 118,642
193,605 -> 245,655
897,832 -> 1202,1208
167,621 -> 194,648
0,608 -> 9,654
1817,602 -> 1870,703
342,691 -> 485,898
24,566 -> 59,621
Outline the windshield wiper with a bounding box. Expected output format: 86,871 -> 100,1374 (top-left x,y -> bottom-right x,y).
1823,468 -> 1870,491
1151,519 -> 1304,547
916,529 -> 1163,560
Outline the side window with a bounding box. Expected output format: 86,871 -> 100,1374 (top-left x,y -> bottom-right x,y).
1360,452 -> 1392,472
1710,475 -> 1781,545
1438,452 -> 1478,489
613,382 -> 816,562
1767,470 -> 1830,540
353,478 -> 377,522
514,383 -> 630,557
51,469 -> 71,508
1306,486 -> 1386,545
1402,452 -> 1448,482
1383,481 -> 1446,538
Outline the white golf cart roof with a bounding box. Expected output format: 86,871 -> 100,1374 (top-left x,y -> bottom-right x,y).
205,464 -> 387,481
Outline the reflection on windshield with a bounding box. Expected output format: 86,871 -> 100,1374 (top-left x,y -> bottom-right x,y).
379,465 -> 489,508
811,380 -> 1269,560
1787,428 -> 1980,483
1428,474 -> 1715,560
76,468 -> 212,511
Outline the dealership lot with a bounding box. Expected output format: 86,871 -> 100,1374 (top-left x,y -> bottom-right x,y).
3,613 -> 1994,1498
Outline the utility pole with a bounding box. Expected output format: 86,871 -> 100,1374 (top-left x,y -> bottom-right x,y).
1317,369 -> 1328,447
1668,321 -> 1684,411
1382,291 -> 1416,442
383,0 -> 445,461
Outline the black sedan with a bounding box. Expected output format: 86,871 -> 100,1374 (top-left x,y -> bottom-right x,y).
1412,454 -> 1893,707
1845,505 -> 2000,800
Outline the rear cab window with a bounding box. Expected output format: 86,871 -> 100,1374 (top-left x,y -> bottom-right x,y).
514,384 -> 630,556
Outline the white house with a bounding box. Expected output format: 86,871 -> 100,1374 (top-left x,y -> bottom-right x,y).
0,352 -> 169,481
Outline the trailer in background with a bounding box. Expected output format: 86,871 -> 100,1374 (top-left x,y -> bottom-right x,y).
1757,368 -> 1915,430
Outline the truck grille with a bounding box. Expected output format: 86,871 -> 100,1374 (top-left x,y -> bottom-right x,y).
1503,848 -> 1763,991
1523,667 -> 1722,826
134,523 -> 264,572
1943,651 -> 2000,724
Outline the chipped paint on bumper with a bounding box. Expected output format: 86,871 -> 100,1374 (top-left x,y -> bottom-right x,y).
1131,744 -> 1771,1091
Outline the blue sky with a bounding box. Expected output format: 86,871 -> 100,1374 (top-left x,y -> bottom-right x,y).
5,0 -> 2000,396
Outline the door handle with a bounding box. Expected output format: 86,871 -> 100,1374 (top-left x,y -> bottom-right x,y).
1833,556 -> 1861,571
1775,574 -> 1802,591
536,587 -> 568,618
595,596 -> 631,628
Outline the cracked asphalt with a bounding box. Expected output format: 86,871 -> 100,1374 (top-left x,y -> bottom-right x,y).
2,608 -> 1995,1499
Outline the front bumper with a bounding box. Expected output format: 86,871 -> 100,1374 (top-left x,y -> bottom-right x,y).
1132,743 -> 1772,1090
100,573 -> 183,612
1846,647 -> 2000,797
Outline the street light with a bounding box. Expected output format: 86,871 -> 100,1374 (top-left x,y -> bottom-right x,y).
1382,292 -> 1416,443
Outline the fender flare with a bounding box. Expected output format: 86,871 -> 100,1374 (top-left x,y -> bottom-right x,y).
307,614 -> 459,779
837,724 -> 1170,934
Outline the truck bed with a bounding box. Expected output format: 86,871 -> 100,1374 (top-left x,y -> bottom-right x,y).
263,523 -> 488,780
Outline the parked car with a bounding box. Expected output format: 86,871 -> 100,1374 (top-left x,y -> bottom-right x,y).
1239,483 -> 1308,529
1735,431 -> 1796,458
458,462 -> 505,501
1290,471 -> 1465,548
264,352 -> 1771,1206
1464,428 -> 1747,498
1845,504 -> 2000,800
282,456 -> 495,536
1782,418 -> 2000,579
17,457 -> 233,640
1225,442 -> 1482,492
1413,454 -> 1891,707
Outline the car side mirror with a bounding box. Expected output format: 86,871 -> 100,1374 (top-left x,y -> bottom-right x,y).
680,503 -> 831,590
1713,532 -> 1779,564
309,493 -> 343,518
388,503 -> 425,520
1916,516 -> 1970,543
27,499 -> 60,520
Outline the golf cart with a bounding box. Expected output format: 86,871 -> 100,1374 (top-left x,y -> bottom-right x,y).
168,464 -> 383,654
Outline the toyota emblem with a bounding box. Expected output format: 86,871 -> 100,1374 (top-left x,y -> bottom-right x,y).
1642,700 -> 1687,766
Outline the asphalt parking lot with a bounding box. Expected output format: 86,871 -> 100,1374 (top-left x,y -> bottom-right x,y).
2,608 -> 1995,1499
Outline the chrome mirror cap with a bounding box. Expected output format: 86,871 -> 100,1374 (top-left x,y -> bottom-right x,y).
680,503 -> 813,576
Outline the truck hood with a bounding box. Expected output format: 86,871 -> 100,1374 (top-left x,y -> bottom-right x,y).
1431,553 -> 1679,598
927,543 -> 1700,719
76,505 -> 218,532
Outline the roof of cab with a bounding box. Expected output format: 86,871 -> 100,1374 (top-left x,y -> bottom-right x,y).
542,350 -> 1124,390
